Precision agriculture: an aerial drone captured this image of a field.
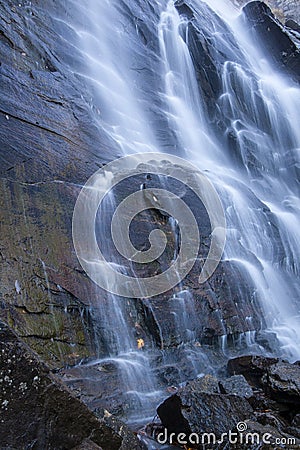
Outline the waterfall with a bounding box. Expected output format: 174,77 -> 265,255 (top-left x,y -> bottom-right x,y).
68,0 -> 167,426
158,0 -> 300,361
70,0 -> 300,428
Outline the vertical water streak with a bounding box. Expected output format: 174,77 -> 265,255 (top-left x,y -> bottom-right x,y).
76,0 -> 159,155
158,1 -> 222,164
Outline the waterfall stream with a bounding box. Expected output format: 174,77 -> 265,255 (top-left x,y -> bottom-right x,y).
159,0 -> 300,360
67,0 -> 300,429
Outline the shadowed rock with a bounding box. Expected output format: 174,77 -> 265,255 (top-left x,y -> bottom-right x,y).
152,358 -> 300,448
243,1 -> 300,82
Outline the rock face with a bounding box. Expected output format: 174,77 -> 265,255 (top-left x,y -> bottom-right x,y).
175,0 -> 300,129
0,0 -> 117,367
158,377 -> 253,435
0,0 -> 260,431
0,321 -> 142,450
262,361 -> 300,405
274,0 -> 300,23
154,356 -> 300,449
242,1 -> 300,83
174,0 -> 244,122
219,374 -> 254,398
0,0 -> 298,438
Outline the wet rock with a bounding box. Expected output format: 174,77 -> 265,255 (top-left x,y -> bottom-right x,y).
292,414 -> 300,427
227,355 -> 300,408
1,0 -> 298,441
174,0 -> 194,19
102,413 -> 147,450
174,1 -> 243,121
0,321 -> 142,449
0,0 -> 118,366
157,394 -> 192,438
261,360 -> 300,405
227,355 -> 279,386
60,361 -> 126,417
193,374 -> 220,394
234,1 -> 300,24
255,330 -> 280,354
242,1 -> 300,83
233,419 -> 299,449
79,408 -> 149,449
73,440 -> 103,450
153,357 -> 300,449
157,378 -> 253,438
220,374 -> 254,398
227,355 -> 300,433
0,0 -> 270,373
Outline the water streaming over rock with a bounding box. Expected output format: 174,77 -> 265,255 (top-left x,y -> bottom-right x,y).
67,0 -> 300,428
158,0 -> 300,361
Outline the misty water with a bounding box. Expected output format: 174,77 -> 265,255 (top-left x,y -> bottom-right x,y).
62,0 -> 300,431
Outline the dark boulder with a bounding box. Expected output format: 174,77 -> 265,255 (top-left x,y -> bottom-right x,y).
261,360 -> 300,405
60,360 -> 128,418
242,1 -> 300,82
174,0 -> 194,19
157,376 -> 253,441
227,354 -> 279,385
286,19 -> 300,33
152,357 -> 300,449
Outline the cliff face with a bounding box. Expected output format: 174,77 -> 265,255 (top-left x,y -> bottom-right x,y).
0,0 -> 299,428
0,0 -> 265,370
0,0 -> 300,446
0,0 -> 118,366
273,0 -> 300,22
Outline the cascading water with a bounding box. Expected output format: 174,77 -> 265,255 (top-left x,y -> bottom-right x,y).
74,0 -> 159,155
158,0 -> 300,361
66,0 -> 299,432
62,0 -> 167,426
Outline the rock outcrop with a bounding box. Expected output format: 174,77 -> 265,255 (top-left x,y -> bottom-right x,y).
1,0 -> 299,439
228,355 -> 300,410
0,0 -> 118,367
233,0 -> 300,24
242,1 -> 300,83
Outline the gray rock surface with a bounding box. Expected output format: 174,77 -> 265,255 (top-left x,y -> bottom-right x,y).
157,377 -> 253,436
0,0 -> 117,367
1,0 -> 299,439
233,0 -> 300,24
220,374 -> 254,398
